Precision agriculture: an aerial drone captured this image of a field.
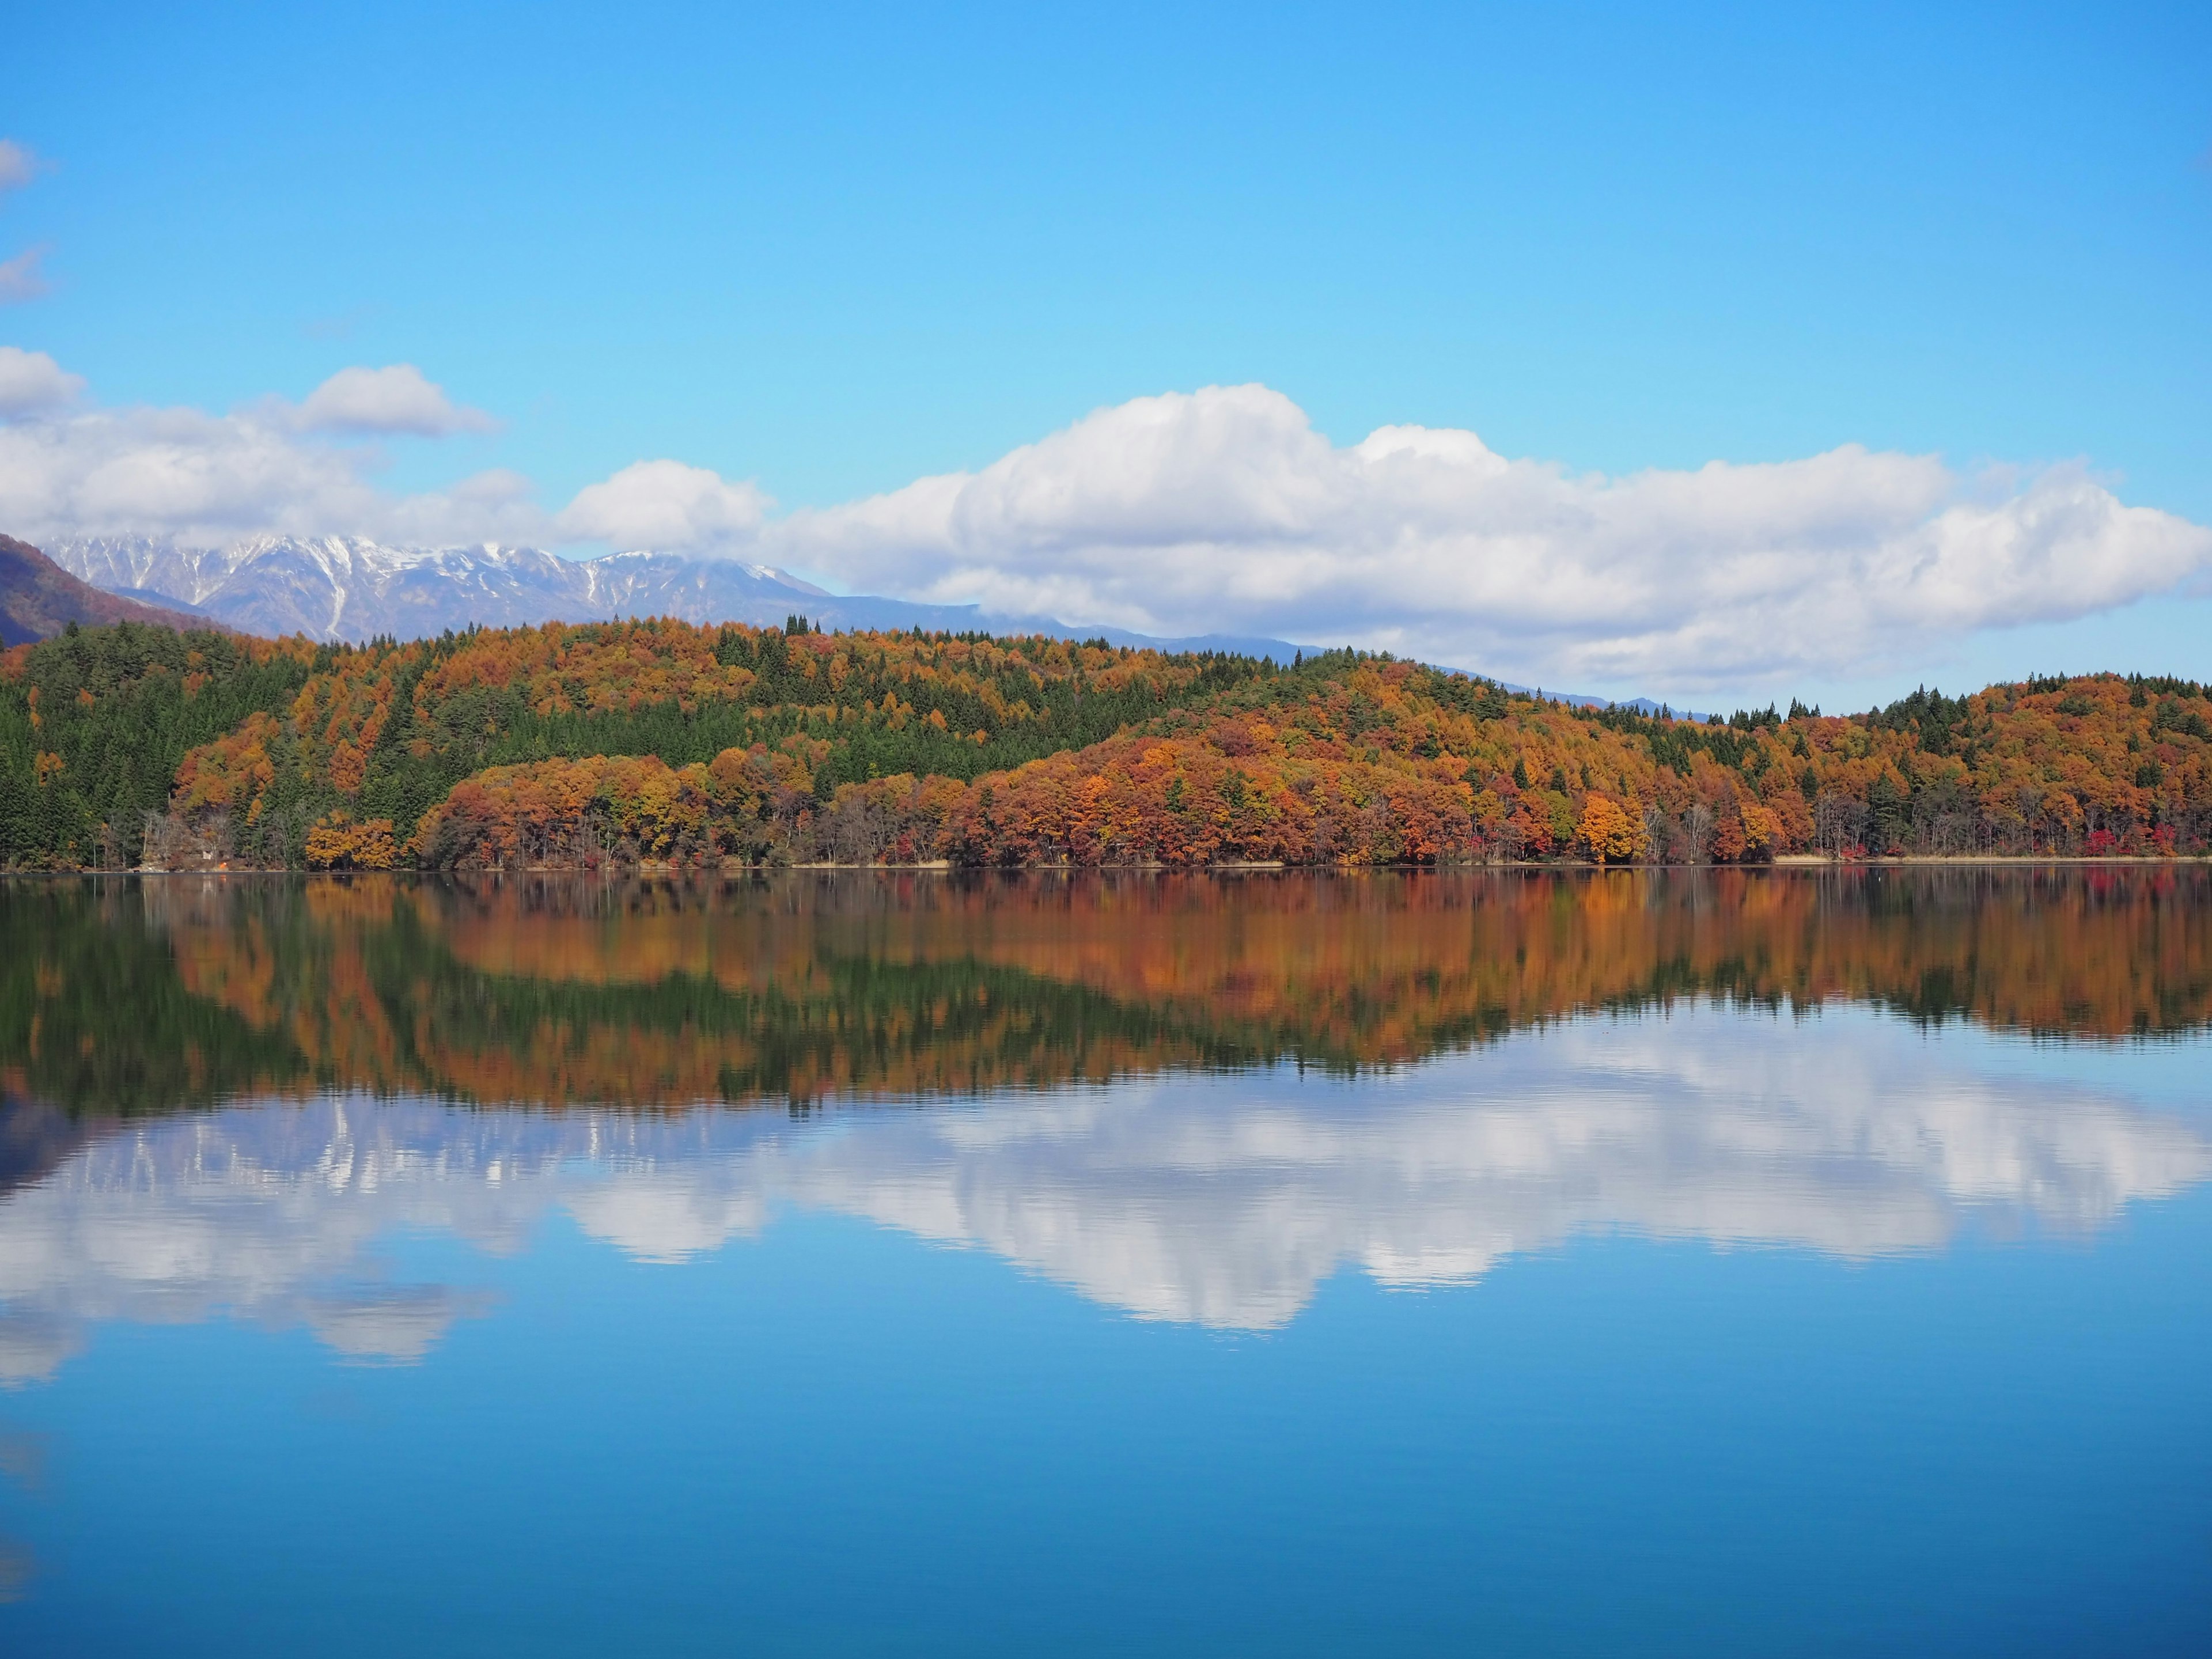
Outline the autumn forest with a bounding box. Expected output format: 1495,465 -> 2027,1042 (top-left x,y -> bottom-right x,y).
3,615 -> 2210,871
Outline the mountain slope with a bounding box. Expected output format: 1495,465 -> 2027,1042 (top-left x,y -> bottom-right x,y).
0,536 -> 223,646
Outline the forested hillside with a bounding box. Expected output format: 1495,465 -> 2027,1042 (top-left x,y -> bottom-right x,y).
4,615 -> 2209,869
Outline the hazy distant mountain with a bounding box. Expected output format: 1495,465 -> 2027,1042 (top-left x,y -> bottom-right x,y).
45,533 -> 1323,661
47,535 -> 897,643
33,535 -> 1692,706
0,535 -> 219,646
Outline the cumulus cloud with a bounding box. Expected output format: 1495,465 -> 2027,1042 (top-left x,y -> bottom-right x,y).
0,346 -> 81,416
291,363 -> 495,436
0,245 -> 51,305
555,457 -> 770,552
0,140 -> 39,194
769,385 -> 2212,690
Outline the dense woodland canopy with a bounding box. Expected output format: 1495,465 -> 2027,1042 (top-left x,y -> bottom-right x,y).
3,615 -> 2209,870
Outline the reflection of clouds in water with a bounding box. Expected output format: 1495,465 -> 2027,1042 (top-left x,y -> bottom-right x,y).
0,1102 -> 609,1382
565,1178 -> 768,1265
730,1014 -> 2212,1324
302,1286 -> 498,1366
0,1012 -> 2206,1373
0,1313 -> 80,1388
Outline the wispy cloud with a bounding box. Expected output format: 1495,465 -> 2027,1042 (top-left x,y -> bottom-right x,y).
301,304 -> 380,342
0,244 -> 51,305
0,139 -> 42,195
0,141 -> 55,306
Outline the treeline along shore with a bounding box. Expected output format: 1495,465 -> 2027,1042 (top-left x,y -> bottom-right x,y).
3,613 -> 2210,871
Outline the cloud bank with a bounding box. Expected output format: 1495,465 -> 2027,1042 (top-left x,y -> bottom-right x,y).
770,386 -> 2212,687
2,357 -> 2208,690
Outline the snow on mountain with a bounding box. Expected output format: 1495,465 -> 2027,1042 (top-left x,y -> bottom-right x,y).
40,534 -> 1328,666
44,535 -> 989,643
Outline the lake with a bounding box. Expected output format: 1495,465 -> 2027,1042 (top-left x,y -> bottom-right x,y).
1,868 -> 2208,1654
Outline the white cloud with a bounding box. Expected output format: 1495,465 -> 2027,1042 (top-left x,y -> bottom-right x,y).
0,139 -> 39,195
3,357 -> 2207,691
555,457 -> 770,553
0,352 -> 539,548
0,245 -> 51,305
292,363 -> 494,436
0,402 -> 548,548
0,346 -> 82,416
769,384 -> 2212,690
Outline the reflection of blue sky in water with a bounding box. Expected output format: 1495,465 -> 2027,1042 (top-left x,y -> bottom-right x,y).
1,1006 -> 2206,1380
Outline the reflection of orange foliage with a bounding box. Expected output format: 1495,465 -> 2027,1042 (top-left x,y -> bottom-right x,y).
147,868 -> 2212,1112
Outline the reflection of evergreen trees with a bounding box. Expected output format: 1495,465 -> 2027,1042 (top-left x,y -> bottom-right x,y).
0,880 -> 309,1110
5,866 -> 2209,1117
381,947 -> 1274,1105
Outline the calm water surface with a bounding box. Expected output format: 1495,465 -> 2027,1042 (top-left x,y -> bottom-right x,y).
1,869 -> 2208,1654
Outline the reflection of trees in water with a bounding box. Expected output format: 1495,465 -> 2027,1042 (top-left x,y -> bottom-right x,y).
3,866 -> 2210,1113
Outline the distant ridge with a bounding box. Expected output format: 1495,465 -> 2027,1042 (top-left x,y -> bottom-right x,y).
47,533 -> 1328,664
0,535 -> 223,646
32,533 -> 1719,711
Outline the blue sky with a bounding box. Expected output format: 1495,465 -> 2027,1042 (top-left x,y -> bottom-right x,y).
2,1 -> 2208,707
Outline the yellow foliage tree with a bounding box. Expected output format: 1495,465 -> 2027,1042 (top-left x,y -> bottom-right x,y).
1577,793 -> 1643,865
305,812 -> 399,870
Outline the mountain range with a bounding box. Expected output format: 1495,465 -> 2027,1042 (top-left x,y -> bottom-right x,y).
24,532 -> 1694,713
41,534 -> 1317,662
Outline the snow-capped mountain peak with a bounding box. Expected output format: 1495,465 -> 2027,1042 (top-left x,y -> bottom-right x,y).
43,535 -> 966,642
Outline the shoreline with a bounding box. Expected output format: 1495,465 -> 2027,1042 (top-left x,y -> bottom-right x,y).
8,853 -> 2210,879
